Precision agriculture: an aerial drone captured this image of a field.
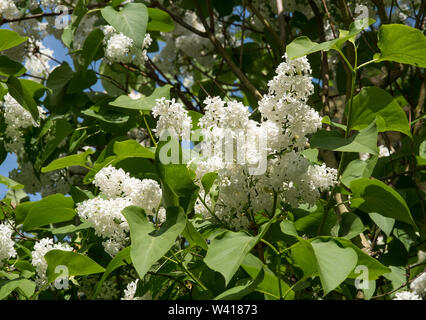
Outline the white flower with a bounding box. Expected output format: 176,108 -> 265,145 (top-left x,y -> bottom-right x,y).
152,98 -> 192,138
189,54 -> 336,230
24,40 -> 54,81
122,178 -> 162,214
31,238 -> 72,287
76,197 -> 131,257
410,272 -> 426,297
102,26 -> 152,65
200,97 -> 251,131
393,291 -> 422,300
0,222 -> 17,266
122,279 -> 141,300
81,166 -> 163,256
104,32 -> 134,64
93,165 -> 130,199
258,54 -> 321,151
378,145 -> 393,158
2,94 -> 46,152
0,0 -> 20,19
39,0 -> 63,8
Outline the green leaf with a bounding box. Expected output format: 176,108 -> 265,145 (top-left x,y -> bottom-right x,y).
310,239 -> 358,295
69,185 -> 94,204
201,172 -> 217,194
113,140 -> 155,159
322,115 -> 347,131
101,3 -> 149,48
214,268 -> 264,300
350,178 -> 417,230
0,56 -> 26,76
22,194 -> 75,231
368,212 -> 395,237
188,110 -> 203,129
155,139 -> 199,212
109,85 -> 172,112
182,220 -> 208,250
241,253 -> 295,300
419,140 -> 426,159
122,206 -> 186,279
92,247 -> 131,299
383,266 -> 406,296
0,278 -> 35,300
393,224 -> 417,252
42,149 -> 94,173
301,148 -> 320,164
40,118 -> 74,166
15,202 -> 34,225
0,175 -> 24,190
295,207 -> 337,237
374,24 -> 426,68
19,79 -> 50,98
204,221 -> 273,286
147,8 -> 174,32
336,238 -> 391,280
204,230 -> 259,286
336,212 -> 366,240
286,18 -> 374,59
290,238 -> 319,279
0,82 -> 7,100
49,221 -> 91,235
349,87 -> 411,137
6,76 -> 39,121
310,121 -> 378,155
340,156 -> 378,188
67,70 -> 97,93
82,28 -> 104,67
46,62 -> 74,106
280,220 -> 299,237
291,237 -> 391,290
0,29 -> 27,51
81,107 -> 129,124
45,250 -> 105,283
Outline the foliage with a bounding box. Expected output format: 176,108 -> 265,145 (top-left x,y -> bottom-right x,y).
0,0 -> 425,301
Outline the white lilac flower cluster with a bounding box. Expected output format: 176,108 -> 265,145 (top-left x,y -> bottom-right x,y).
410,272 -> 426,298
152,97 -> 192,138
393,291 -> 422,300
121,279 -> 141,300
102,25 -> 152,65
31,238 -> 73,287
1,94 -> 46,153
0,0 -> 17,19
76,166 -> 164,257
0,222 -> 17,267
121,278 -> 152,300
153,54 -> 337,230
